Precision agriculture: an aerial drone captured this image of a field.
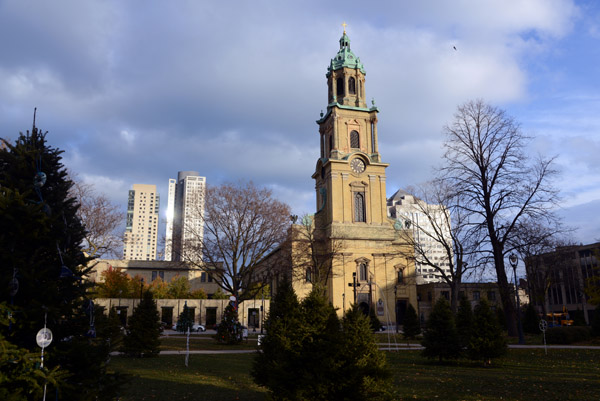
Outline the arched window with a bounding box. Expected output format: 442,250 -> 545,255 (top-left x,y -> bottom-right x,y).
306,268 -> 312,283
336,78 -> 344,96
397,269 -> 404,284
348,77 -> 356,94
354,192 -> 365,222
350,130 -> 359,148
359,263 -> 368,281
329,134 -> 333,154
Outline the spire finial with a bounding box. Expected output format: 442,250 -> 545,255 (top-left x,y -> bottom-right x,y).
342,22 -> 347,34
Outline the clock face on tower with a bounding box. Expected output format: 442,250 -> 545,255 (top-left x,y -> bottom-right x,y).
350,158 -> 365,174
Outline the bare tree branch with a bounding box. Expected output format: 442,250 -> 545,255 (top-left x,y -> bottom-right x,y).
69,173 -> 123,258
180,181 -> 291,301
440,99 -> 561,336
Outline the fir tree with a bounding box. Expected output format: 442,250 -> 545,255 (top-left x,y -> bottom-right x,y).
522,303 -> 540,334
0,125 -> 123,399
421,297 -> 461,362
176,302 -> 194,333
296,289 -> 342,401
467,299 -> 507,365
122,290 -> 162,357
591,304 -> 600,337
495,305 -> 507,331
402,303 -> 421,345
334,304 -> 393,401
216,303 -> 242,344
252,279 -> 303,400
456,296 -> 474,349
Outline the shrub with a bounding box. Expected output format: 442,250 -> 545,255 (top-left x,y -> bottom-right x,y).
545,326 -> 592,344
467,299 -> 507,365
522,303 -> 540,334
122,290 -> 162,357
455,296 -> 473,349
402,303 -> 421,343
592,304 -> 600,337
421,297 -> 461,362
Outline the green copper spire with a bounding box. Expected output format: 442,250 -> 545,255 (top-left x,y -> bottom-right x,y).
326,27 -> 366,77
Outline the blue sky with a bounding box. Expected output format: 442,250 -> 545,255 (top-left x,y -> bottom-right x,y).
1,0 -> 599,244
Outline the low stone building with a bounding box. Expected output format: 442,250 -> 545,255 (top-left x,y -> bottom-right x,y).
89,259 -> 220,295
95,297 -> 269,330
417,282 -> 502,324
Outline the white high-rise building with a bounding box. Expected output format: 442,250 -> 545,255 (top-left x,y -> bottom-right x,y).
164,171 -> 206,262
123,184 -> 160,261
387,189 -> 452,283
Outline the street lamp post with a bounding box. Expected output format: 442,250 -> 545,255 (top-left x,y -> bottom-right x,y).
394,285 -> 398,333
509,253 -> 525,344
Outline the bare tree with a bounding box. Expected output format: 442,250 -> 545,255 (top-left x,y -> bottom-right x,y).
70,175 -> 123,258
510,219 -> 572,316
392,182 -> 481,313
441,99 -> 560,336
288,214 -> 345,295
181,181 -> 291,302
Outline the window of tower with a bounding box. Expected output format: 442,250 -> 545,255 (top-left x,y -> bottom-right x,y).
354,192 -> 365,222
336,77 -> 344,96
350,130 -> 360,149
328,134 -> 333,155
348,77 -> 356,94
359,263 -> 368,281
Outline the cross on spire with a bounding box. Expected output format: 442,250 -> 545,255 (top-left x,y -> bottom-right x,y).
342,22 -> 347,34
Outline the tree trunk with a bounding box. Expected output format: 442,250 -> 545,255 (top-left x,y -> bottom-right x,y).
493,249 -> 518,337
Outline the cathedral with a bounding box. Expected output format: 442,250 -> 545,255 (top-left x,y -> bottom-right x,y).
282,28 -> 417,327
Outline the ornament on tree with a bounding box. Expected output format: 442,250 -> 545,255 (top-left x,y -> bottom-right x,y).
9,268 -> 19,297
33,171 -> 47,188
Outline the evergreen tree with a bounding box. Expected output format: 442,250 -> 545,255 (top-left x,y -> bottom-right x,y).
421,297 -> 461,362
122,290 -> 162,357
176,302 -> 194,333
591,304 -> 600,337
216,303 -> 242,344
0,125 -> 123,399
252,279 -> 303,400
467,299 -> 507,365
455,296 -> 474,349
296,289 -> 342,401
495,305 -> 507,331
369,306 -> 382,331
402,303 -> 421,344
522,303 -> 540,334
334,305 -> 393,401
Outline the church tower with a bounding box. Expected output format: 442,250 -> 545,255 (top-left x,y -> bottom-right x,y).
311,27 -> 417,325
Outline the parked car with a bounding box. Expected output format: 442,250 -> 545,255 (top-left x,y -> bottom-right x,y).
192,324 -> 206,332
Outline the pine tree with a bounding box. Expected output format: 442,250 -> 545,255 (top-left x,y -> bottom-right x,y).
456,296 -> 474,349
176,302 -> 194,333
495,305 -> 507,331
122,290 -> 162,357
591,304 -> 600,337
334,304 -> 393,401
522,303 -> 540,334
0,125 -> 123,399
402,303 -> 421,345
421,297 -> 461,362
467,299 -> 507,365
216,303 -> 242,344
252,279 -> 304,400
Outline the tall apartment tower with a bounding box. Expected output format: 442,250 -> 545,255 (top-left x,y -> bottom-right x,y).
387,189 -> 452,283
123,184 -> 160,261
164,171 -> 206,262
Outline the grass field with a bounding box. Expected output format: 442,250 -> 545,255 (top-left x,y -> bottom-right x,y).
110,348 -> 600,400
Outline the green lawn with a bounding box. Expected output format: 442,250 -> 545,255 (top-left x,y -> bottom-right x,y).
110,348 -> 600,400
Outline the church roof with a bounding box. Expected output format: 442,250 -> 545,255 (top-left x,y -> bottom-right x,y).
326,30 -> 366,77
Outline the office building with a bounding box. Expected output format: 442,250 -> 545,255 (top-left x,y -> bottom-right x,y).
123,184 -> 160,261
165,171 -> 206,262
